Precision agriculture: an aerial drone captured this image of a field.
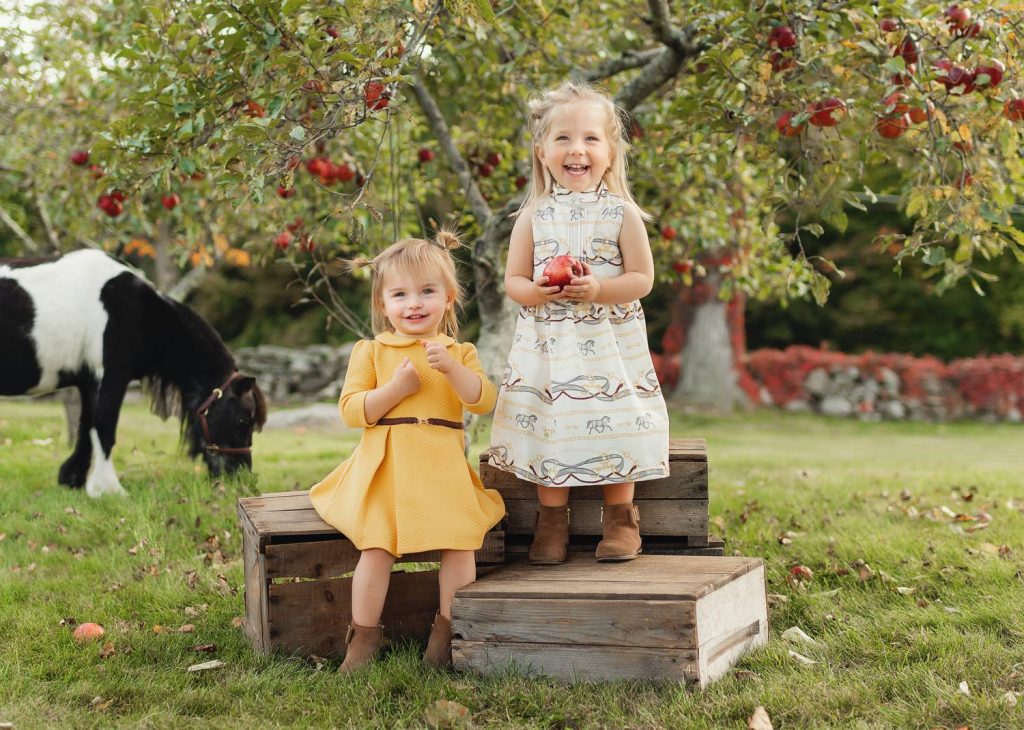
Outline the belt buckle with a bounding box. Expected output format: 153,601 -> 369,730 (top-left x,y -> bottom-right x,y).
416,418 -> 428,426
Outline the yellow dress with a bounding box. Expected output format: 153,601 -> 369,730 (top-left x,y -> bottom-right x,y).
309,332 -> 505,556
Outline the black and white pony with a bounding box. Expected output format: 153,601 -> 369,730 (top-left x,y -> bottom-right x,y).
0,249 -> 267,497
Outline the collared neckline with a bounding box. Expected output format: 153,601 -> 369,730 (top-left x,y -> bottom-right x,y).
551,180 -> 607,205
375,332 -> 455,347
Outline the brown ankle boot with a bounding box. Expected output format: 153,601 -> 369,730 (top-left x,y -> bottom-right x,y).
423,612 -> 452,669
528,504 -> 569,565
595,502 -> 642,561
338,622 -> 384,674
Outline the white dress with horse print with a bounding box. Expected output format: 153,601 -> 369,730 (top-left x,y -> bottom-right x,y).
488,184 -> 670,488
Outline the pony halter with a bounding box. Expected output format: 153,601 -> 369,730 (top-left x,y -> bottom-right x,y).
196,372 -> 253,456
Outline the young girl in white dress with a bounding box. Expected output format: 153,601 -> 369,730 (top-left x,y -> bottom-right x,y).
488,81 -> 670,564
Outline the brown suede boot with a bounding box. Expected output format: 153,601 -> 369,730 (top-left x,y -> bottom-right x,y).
528,504 -> 570,565
595,502 -> 642,561
337,622 -> 384,674
423,612 -> 452,669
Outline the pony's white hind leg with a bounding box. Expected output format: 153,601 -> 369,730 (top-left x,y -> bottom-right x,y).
85,429 -> 126,497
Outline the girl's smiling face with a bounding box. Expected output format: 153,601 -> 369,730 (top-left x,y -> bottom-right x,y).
381,270 -> 451,337
537,100 -> 613,193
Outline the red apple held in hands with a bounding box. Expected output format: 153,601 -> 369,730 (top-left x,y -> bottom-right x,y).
879,17 -> 900,33
876,114 -> 911,139
1004,99 -> 1024,122
661,225 -> 677,241
944,4 -> 971,31
973,60 -> 1004,89
276,185 -> 294,199
73,622 -> 106,643
161,193 -> 180,210
70,149 -> 89,166
418,148 -> 435,163
542,255 -> 584,291
809,97 -> 847,127
274,231 -> 293,250
364,81 -> 390,110
894,35 -> 919,65
768,25 -> 797,50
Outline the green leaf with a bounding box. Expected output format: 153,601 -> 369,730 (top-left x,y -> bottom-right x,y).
811,273 -> 830,306
801,223 -> 824,238
923,247 -> 945,265
289,125 -> 306,141
472,0 -> 496,23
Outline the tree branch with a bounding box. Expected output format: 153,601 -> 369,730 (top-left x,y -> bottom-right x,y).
0,202 -> 39,252
33,190 -> 61,252
409,70 -> 493,224
579,49 -> 662,83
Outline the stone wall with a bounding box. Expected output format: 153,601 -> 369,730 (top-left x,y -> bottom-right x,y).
235,343 -> 355,403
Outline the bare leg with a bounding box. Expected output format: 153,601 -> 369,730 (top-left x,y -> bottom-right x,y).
603,481 -> 635,505
438,550 -> 476,619
537,484 -> 570,507
351,548 -> 396,626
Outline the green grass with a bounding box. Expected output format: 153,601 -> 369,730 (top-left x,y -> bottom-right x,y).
1,399 -> 1023,729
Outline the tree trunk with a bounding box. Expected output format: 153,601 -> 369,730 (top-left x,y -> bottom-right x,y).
472,213 -> 519,387
657,263 -> 759,411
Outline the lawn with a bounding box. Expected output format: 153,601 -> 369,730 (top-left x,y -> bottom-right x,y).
1,398 -> 1023,729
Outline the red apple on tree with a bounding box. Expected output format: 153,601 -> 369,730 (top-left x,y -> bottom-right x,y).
894,35 -> 919,65
661,225 -> 677,240
973,60 -> 1004,90
909,100 -> 933,124
769,51 -> 796,74
944,4 -> 971,31
961,20 -> 983,38
876,114 -> 910,139
882,92 -> 911,116
364,81 -> 390,110
542,254 -> 584,291
70,149 -> 89,166
672,260 -> 693,274
935,60 -> 975,94
274,231 -> 293,250
88,164 -> 105,179
768,25 -> 797,50
878,18 -> 900,33
777,111 -> 805,137
335,162 -> 355,182
277,185 -> 295,199
485,151 -> 502,167
161,193 -> 180,210
325,26 -> 340,39
1004,99 -> 1024,122
808,97 -> 847,127
418,148 -> 435,163
478,162 -> 495,178
514,175 -> 528,190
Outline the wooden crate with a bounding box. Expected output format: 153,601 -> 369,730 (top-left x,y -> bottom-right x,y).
452,554 -> 767,686
237,490 -> 505,657
479,438 -> 723,556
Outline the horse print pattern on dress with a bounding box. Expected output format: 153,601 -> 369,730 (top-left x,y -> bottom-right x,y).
0,249 -> 266,497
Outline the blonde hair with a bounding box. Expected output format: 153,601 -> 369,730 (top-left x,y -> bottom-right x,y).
348,230 -> 464,338
520,80 -> 649,219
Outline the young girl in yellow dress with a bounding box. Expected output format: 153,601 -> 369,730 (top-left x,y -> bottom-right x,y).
489,81 -> 670,565
309,231 -> 505,673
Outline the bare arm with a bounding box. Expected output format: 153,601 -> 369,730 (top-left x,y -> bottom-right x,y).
504,205 -> 563,307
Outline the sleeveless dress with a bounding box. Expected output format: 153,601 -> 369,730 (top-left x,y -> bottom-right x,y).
488,185 -> 670,488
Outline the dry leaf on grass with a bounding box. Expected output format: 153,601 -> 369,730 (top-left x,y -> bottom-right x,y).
423,699 -> 472,729
747,705 -> 773,730
187,659 -> 224,672
99,642 -> 116,659
89,696 -> 113,711
782,626 -> 818,646
191,643 -> 216,652
958,680 -> 971,696
788,650 -> 818,666
177,624 -> 195,633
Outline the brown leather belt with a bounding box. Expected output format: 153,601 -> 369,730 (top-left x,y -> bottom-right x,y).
376,417 -> 464,429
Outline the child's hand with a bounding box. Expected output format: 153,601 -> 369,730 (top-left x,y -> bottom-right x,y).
422,341 -> 457,374
562,261 -> 601,303
532,274 -> 565,305
391,357 -> 421,398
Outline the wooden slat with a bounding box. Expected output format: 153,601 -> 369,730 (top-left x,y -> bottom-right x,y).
695,564 -> 768,650
667,438 -> 708,462
452,640 -> 699,683
239,504 -> 269,651
267,570 -> 440,657
504,535 -> 726,558
479,461 -> 708,500
504,499 -> 708,537
452,598 -> 696,648
265,531 -> 505,579
484,555 -> 757,580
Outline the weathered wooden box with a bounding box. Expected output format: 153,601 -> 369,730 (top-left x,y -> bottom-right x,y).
479,438 -> 723,557
237,490 -> 504,657
452,554 -> 767,686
